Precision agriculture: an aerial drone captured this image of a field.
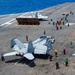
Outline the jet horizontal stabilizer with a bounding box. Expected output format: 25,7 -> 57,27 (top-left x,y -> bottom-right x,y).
24,53 -> 34,60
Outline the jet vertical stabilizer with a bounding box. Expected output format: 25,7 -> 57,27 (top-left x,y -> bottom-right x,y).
11,38 -> 24,49
28,41 -> 34,53
46,40 -> 53,50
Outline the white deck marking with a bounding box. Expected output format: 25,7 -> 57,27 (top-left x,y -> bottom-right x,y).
0,12 -> 34,27
0,18 -> 15,27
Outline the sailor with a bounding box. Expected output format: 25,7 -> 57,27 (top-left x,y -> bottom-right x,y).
72,12 -> 73,15
49,54 -> 53,61
53,22 -> 55,25
56,24 -> 59,30
64,58 -> 69,66
26,35 -> 28,41
70,41 -> 73,45
70,41 -> 73,48
70,11 -> 72,14
63,47 -> 66,55
54,49 -> 58,57
68,23 -> 69,26
62,20 -> 64,25
55,61 -> 60,69
70,11 -> 73,15
51,19 -> 53,21
57,21 -> 59,25
44,30 -> 46,35
60,25 -> 62,29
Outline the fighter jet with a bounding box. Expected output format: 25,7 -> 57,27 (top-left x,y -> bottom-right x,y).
18,12 -> 48,20
1,35 -> 54,61
35,12 -> 48,20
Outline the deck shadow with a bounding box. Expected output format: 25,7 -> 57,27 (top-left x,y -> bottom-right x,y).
5,58 -> 36,67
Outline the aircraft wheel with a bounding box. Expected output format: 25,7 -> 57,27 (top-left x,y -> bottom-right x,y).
16,54 -> 19,56
1,54 -> 5,61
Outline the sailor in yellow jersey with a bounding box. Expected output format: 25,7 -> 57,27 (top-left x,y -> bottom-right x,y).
54,49 -> 58,57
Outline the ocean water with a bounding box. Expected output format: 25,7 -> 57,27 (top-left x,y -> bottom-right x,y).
0,0 -> 74,15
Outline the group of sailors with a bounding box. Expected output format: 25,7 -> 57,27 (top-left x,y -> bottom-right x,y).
49,46 -> 70,69
48,11 -> 74,69
49,11 -> 74,30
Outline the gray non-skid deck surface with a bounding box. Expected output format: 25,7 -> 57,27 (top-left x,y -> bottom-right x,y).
0,2 -> 75,75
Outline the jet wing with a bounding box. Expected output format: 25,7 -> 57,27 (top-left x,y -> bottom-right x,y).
34,44 -> 47,54
3,52 -> 18,57
24,53 -> 34,60
33,38 -> 46,45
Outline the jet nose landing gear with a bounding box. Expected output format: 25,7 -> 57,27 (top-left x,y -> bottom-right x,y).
1,53 -> 5,61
